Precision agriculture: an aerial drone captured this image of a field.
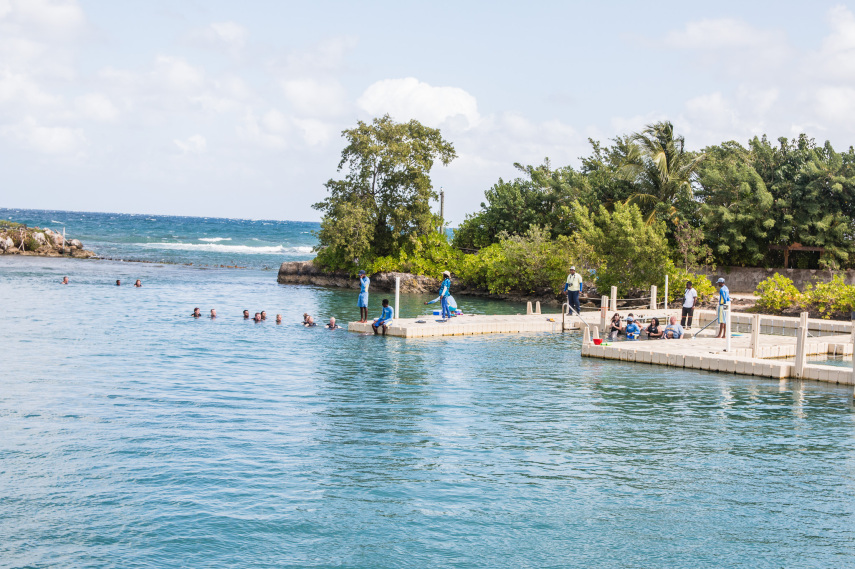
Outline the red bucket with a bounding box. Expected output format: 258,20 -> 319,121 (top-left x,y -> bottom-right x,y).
593,338 -> 602,345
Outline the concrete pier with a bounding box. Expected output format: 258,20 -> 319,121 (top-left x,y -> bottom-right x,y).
347,313 -> 570,337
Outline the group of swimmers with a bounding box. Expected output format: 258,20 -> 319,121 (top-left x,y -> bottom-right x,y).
61,276 -> 142,287
608,313 -> 686,341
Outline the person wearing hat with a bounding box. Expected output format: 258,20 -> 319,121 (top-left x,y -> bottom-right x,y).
563,266 -> 583,315
624,314 -> 640,340
438,270 -> 452,321
357,270 -> 370,323
714,277 -> 730,338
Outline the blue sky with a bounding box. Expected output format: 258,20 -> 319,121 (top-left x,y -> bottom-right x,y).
2,0 -> 854,223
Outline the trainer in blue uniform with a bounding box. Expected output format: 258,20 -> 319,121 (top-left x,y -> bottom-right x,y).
357,270 -> 370,323
563,265 -> 583,315
438,271 -> 452,321
715,277 -> 730,339
372,299 -> 394,336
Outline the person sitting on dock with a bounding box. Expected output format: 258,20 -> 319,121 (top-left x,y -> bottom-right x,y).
714,278 -> 730,339
608,313 -> 622,340
624,315 -> 640,340
372,299 -> 394,336
663,316 -> 685,339
326,317 -> 341,329
564,265 -> 583,315
645,317 -> 663,339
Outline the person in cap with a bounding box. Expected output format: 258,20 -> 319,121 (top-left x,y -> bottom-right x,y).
372,299 -> 394,335
438,271 -> 452,321
357,270 -> 370,323
563,265 -> 583,315
624,314 -> 640,340
714,278 -> 730,338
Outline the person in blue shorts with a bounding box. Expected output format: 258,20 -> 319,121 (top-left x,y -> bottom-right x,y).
372,299 -> 394,336
438,271 -> 452,321
624,315 -> 640,340
357,270 -> 370,323
715,277 -> 730,338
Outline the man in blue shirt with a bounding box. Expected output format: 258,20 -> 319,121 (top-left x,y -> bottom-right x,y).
714,277 -> 730,338
624,315 -> 640,340
372,299 -> 394,336
438,270 -> 452,321
357,270 -> 370,323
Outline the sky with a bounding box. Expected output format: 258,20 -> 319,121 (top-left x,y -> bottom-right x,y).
2,0 -> 855,223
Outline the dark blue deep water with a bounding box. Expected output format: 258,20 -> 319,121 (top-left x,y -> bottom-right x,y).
1,210 -> 855,568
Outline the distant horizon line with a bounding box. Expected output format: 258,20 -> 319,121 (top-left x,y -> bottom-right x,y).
0,206 -> 321,226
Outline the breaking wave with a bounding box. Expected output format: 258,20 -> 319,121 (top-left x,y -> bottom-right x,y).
135,242 -> 313,255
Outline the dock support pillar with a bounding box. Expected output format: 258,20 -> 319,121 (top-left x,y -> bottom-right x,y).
610,286 -> 617,312
725,304 -> 732,352
394,276 -> 400,321
592,325 -> 599,340
600,296 -> 608,331
664,275 -> 669,310
583,326 -> 591,345
526,301 -> 533,315
535,301 -> 541,315
750,313 -> 761,358
794,311 -> 809,379
650,285 -> 657,310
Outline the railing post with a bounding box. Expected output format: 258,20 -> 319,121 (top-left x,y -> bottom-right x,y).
526,301 -> 533,315
394,276 -> 400,321
650,285 -> 657,310
664,275 -> 669,311
725,303 -> 732,352
535,301 -> 541,315
592,325 -> 599,340
610,286 -> 617,312
750,313 -> 760,358
583,326 -> 591,345
600,295 -> 608,332
794,311 -> 809,379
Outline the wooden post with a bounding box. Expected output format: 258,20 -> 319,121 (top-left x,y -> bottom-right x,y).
664,275 -> 669,311
750,313 -> 761,358
794,311 -> 809,379
610,286 -> 617,312
600,295 -> 608,332
650,285 -> 657,310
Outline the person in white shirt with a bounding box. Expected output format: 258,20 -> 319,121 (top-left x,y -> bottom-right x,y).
681,280 -> 697,329
564,266 -> 583,315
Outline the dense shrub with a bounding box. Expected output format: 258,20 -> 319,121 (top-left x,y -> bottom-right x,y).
666,265 -> 716,304
754,274 -> 800,312
799,275 -> 855,318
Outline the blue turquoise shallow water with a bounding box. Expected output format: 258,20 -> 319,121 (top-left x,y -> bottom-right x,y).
2,210 -> 855,568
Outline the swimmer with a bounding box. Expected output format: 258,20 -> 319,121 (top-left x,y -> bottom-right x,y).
210,309 -> 217,319
276,314 -> 282,324
261,311 -> 267,321
61,276 -> 68,285
304,315 -> 316,327
116,279 -> 121,286
134,280 -> 142,287
253,312 -> 262,322
302,312 -> 310,324
325,317 -> 341,329
192,307 -> 201,318
243,310 -> 250,319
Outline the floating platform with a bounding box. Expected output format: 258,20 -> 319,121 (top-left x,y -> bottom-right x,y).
347,313 -> 570,337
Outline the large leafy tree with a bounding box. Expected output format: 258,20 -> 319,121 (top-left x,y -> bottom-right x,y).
620,121 -> 704,223
313,115 -> 456,271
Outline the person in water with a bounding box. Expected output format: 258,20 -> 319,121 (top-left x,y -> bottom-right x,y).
210,309 -> 217,319
134,280 -> 142,287
302,313 -> 310,324
116,279 -> 121,286
438,271 -> 452,321
61,276 -> 69,285
357,270 -> 370,323
253,312 -> 262,322
192,307 -> 201,318
275,314 -> 282,324
326,317 -> 341,329
373,299 -> 394,336
644,317 -> 663,339
608,313 -> 622,340
304,315 -> 317,327
261,311 -> 267,321
243,310 -> 250,319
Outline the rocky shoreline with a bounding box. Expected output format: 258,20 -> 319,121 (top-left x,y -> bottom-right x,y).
0,222 -> 95,258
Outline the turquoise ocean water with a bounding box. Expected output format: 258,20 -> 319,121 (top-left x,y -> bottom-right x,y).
2,209 -> 855,568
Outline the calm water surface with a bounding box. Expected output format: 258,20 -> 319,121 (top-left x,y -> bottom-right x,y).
2,256 -> 855,569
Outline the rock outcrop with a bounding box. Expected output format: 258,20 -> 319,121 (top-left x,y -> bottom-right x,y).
0,222 -> 96,258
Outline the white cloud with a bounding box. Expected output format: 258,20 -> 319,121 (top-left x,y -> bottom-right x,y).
151,56 -> 205,93
2,116 -> 85,154
174,134 -> 207,154
188,21 -> 247,54
75,93 -> 118,121
357,77 -> 480,128
664,18 -> 783,50
281,77 -> 347,117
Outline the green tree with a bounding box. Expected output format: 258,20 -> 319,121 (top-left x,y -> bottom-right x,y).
569,201 -> 669,296
313,115 -> 456,272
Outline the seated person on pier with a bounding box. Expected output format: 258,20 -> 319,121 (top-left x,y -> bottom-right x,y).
624,316 -> 640,340
608,313 -> 622,340
645,317 -> 663,339
663,316 -> 685,339
372,299 -> 394,336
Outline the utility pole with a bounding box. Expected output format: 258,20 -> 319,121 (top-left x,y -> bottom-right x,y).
439,188 -> 445,234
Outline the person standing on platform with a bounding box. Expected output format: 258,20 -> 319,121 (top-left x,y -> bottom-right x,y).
357,270 -> 370,323
681,280 -> 697,329
564,266 -> 583,315
714,278 -> 730,338
438,271 -> 452,321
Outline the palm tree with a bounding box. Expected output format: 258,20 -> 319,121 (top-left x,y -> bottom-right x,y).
620,121 -> 704,222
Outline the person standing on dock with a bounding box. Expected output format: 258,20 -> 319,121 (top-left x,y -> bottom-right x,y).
439,271 -> 452,321
357,270 -> 370,323
714,278 -> 730,338
681,280 -> 697,329
564,266 -> 583,315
